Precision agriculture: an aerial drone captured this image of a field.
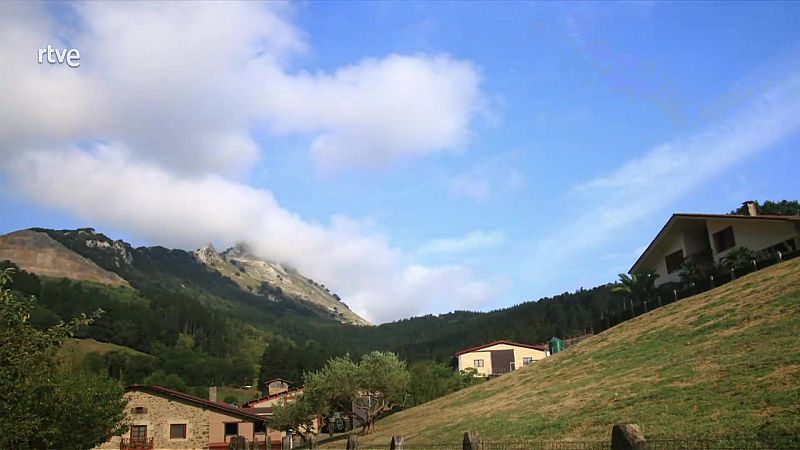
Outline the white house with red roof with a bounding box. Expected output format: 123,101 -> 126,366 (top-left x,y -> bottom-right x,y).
454,340 -> 549,377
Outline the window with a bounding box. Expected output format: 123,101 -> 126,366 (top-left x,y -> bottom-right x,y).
522,357 -> 534,366
224,422 -> 239,437
713,227 -> 736,253
131,406 -> 147,414
130,425 -> 147,444
170,424 -> 187,439
473,359 -> 484,368
254,422 -> 267,434
665,249 -> 684,274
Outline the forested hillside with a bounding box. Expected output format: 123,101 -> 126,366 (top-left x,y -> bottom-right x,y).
1,253 -> 630,397
5,217 -> 758,398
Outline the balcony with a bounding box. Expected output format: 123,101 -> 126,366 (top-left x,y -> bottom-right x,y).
120,437 -> 154,450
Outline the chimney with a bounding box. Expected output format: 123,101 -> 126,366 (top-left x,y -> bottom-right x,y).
743,201 -> 758,216
209,386 -> 217,402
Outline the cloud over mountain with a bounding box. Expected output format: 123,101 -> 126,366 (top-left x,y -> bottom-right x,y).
0,2 -> 493,322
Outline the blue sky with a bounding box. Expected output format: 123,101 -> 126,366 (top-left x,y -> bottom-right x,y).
1,1 -> 799,322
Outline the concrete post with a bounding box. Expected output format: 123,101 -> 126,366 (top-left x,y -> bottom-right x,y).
610,423 -> 647,450
390,435 -> 405,450
346,435 -> 360,450
463,430 -> 481,450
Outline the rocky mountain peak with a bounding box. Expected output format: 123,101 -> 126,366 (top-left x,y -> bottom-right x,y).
195,243 -> 220,264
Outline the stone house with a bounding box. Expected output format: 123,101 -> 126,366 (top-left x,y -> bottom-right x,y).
96,385 -> 270,450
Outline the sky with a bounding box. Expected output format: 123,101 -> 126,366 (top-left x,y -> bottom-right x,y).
1,1 -> 799,323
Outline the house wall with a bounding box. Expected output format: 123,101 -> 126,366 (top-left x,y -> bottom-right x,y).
457,343 -> 547,376
683,226 -> 711,258
651,231 -> 685,286
95,391 -> 266,450
706,219 -> 799,261
97,390 -> 212,450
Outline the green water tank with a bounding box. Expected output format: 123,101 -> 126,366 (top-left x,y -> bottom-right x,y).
549,337 -> 564,354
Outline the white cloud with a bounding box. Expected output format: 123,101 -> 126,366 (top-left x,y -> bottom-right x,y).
0,2 -> 495,322
447,153 -> 526,201
0,2 -> 482,174
418,230 -> 505,256
6,146 -> 499,323
531,69 -> 800,278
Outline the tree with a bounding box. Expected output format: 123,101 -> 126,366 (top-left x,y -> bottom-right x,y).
729,200 -> 800,216
271,394 -> 316,439
0,268 -> 128,450
407,360 -> 479,406
353,351 -> 410,434
723,246 -> 756,269
612,271 -> 660,314
303,355 -> 359,437
303,351 -> 410,435
258,335 -> 301,385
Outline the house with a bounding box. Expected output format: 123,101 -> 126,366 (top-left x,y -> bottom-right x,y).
96,385 -> 270,450
454,340 -> 549,377
244,384 -> 320,444
261,378 -> 292,397
630,201 -> 800,286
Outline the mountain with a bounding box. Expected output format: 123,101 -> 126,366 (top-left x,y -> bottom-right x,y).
0,228 -> 369,326
195,242 -> 368,325
0,229 -> 130,288
361,257 -> 800,444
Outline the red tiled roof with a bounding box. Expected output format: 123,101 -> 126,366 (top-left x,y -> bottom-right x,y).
629,213 -> 800,273
126,385 -> 267,421
454,340 -> 548,356
243,387 -> 303,407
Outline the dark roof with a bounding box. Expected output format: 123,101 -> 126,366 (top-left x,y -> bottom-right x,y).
629,213 -> 800,273
454,340 -> 548,356
244,387 -> 304,407
264,378 -> 293,385
241,407 -> 273,417
126,385 -> 267,422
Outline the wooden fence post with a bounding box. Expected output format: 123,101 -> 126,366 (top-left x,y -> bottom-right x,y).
346,435 -> 360,450
390,435 -> 405,450
463,429 -> 481,450
610,423 -> 647,450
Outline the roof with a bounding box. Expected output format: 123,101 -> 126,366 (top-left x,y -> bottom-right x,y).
126,385 -> 267,421
629,213 -> 800,273
454,340 -> 549,356
264,378 -> 293,385
244,387 -> 304,408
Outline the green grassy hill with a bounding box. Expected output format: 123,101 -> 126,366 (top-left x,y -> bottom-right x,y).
57,338 -> 147,367
363,258 -> 800,444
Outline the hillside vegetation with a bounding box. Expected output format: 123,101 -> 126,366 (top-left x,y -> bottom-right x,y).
363,258 -> 800,444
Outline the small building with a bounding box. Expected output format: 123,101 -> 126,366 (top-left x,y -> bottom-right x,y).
96,385 -> 269,450
245,386 -> 320,444
454,340 -> 549,377
630,202 -> 800,286
262,378 -> 292,398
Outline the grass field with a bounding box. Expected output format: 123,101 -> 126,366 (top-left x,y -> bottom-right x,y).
360,257 -> 800,444
57,337 -> 147,366
217,386 -> 261,404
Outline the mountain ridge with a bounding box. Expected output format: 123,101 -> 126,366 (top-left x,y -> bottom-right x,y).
0,227 -> 369,326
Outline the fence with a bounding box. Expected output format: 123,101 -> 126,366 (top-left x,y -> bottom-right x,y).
286,425 -> 798,450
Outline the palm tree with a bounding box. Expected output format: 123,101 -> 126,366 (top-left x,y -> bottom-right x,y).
722,246 -> 755,269
613,271 -> 660,316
